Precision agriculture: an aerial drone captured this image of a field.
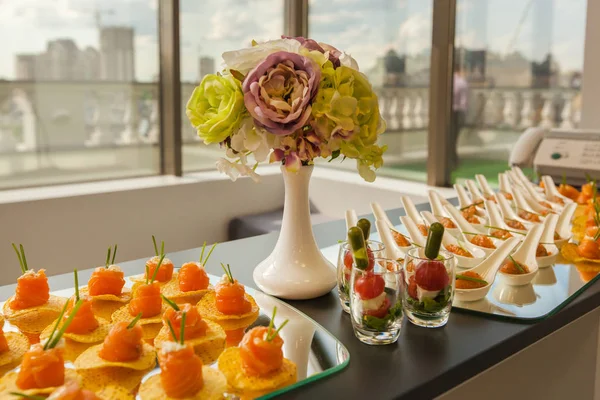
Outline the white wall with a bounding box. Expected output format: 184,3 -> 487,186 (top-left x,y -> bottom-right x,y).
0,169 -> 284,285
0,166 -> 453,285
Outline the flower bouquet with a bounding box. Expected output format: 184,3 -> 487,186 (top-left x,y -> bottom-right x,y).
186,36 -> 387,300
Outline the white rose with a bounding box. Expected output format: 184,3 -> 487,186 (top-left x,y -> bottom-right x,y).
222,39 -> 302,74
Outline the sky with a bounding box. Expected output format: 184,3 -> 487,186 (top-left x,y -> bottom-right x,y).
0,0 -> 588,82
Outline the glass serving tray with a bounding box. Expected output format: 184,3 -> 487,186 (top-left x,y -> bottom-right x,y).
322,226 -> 600,323
0,274 -> 350,399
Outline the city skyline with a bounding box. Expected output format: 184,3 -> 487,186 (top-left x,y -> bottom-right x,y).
0,0 -> 587,83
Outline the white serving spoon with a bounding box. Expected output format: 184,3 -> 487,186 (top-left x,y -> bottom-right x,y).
375,220 -> 405,261
484,200 -> 527,238
476,174 -> 497,200
445,203 -> 503,255
512,165 -> 545,193
345,209 -> 358,231
421,211 -> 485,269
518,186 -> 554,216
512,187 -> 546,223
370,202 -> 394,229
399,215 -> 426,248
536,213 -> 559,268
542,175 -> 573,205
521,176 -> 563,211
555,202 -> 577,249
465,179 -> 486,202
455,237 -> 520,302
492,283 -> 537,306
454,184 -> 488,222
496,192 -> 534,229
498,173 -> 515,202
497,223 -> 543,286
400,195 -> 426,226
370,202 -> 413,253
428,190 -> 460,238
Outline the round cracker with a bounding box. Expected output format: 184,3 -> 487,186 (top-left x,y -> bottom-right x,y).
91,299 -> 126,321
154,320 -> 226,365
196,292 -> 259,331
40,317 -> 111,344
97,384 -> 136,400
217,347 -> 297,394
0,368 -> 80,396
3,296 -> 67,334
62,339 -> 94,363
0,332 -> 28,368
79,366 -> 151,393
141,323 -> 162,341
80,286 -> 132,303
161,280 -> 213,305
74,342 -> 156,371
111,303 -> 168,326
138,366 -> 227,400
561,242 -> 600,264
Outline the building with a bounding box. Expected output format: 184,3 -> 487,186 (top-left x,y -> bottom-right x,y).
100,27 -> 135,81
46,39 -> 80,81
15,55 -> 36,80
199,56 -> 215,81
78,47 -> 101,81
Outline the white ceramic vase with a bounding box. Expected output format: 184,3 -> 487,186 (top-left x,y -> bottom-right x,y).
253,165 -> 337,300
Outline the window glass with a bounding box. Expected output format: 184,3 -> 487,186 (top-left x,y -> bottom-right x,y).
180,0 -> 284,172
452,0 -> 587,185
0,1 -> 160,189
309,0 -> 433,182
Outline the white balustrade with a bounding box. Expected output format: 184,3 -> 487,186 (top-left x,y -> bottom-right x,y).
402,95 -> 412,130
502,92 -> 518,128
413,94 -> 423,128
560,94 -> 574,129
519,92 -> 534,129
540,95 -> 555,128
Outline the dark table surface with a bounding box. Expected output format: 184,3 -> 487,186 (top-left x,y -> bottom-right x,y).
6,199 -> 600,399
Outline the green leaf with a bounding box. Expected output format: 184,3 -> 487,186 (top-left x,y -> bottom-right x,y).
361,302 -> 403,331
329,150 -> 341,162
251,39 -> 258,46
9,393 -> 45,400
230,69 -> 245,82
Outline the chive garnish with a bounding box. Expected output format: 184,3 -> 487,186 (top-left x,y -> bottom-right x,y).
220,263 -> 234,284
161,241 -> 165,257
484,226 -> 525,236
43,300 -> 70,350
12,243 -> 26,274
202,243 -> 217,265
265,307 -> 289,342
456,274 -> 488,285
105,248 -> 111,268
19,245 -> 28,272
149,254 -> 166,284
74,269 -> 80,301
462,232 -> 497,239
9,393 -> 45,400
46,299 -> 84,349
127,313 -> 143,329
145,265 -> 150,285
112,244 -> 118,265
460,201 -> 484,211
161,294 -> 180,311
166,319 -> 178,342
152,235 -> 159,257
508,255 -> 526,273
199,242 -> 206,264
180,312 -> 186,345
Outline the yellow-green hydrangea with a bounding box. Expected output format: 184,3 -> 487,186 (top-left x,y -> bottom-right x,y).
186,73 -> 246,144
312,61 -> 387,181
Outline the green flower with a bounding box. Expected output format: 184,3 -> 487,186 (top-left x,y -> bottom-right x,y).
312,62 -> 387,181
186,73 -> 246,144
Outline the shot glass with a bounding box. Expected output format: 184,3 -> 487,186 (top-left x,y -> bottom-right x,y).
337,240 -> 385,313
349,258 -> 403,345
402,247 -> 455,328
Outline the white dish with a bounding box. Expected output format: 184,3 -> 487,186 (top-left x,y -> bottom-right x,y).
428,190 -> 460,238
445,203 -> 503,256
536,214 -> 559,268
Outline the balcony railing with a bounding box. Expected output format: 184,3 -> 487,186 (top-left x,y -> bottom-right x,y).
0,81 -> 582,155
